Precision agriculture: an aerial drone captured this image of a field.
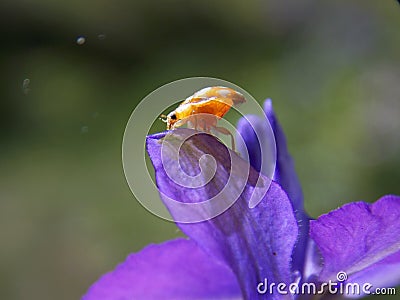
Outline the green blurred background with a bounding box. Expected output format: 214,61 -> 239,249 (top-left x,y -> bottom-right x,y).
1,0 -> 399,299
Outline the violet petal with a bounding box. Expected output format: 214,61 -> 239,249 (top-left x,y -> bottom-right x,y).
346,251 -> 400,297
310,195 -> 400,288
264,99 -> 312,277
263,99 -> 304,211
146,129 -> 298,299
236,100 -> 310,275
236,115 -> 265,175
82,238 -> 241,300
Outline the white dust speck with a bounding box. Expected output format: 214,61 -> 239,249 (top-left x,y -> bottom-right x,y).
76,36 -> 86,45
81,126 -> 89,134
22,79 -> 31,94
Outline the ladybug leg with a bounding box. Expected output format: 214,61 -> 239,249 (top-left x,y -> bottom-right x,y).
186,115 -> 201,130
202,118 -> 208,132
193,115 -> 199,130
193,117 -> 208,132
203,115 -> 218,133
214,126 -> 235,151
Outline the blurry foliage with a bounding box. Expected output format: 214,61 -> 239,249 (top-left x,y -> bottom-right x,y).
0,0 -> 399,299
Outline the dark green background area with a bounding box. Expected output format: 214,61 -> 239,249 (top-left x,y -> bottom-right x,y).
0,1 -> 399,299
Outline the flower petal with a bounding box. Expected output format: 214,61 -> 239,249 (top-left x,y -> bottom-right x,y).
236,115 -> 265,175
345,251 -> 400,298
310,195 -> 400,288
82,238 -> 241,300
236,100 -> 310,275
146,129 -> 298,299
263,99 -> 304,211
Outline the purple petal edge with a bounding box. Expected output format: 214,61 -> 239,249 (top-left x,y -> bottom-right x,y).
236,100 -> 310,276
263,99 -> 304,212
146,129 -> 298,299
82,238 -> 241,300
310,194 -> 400,289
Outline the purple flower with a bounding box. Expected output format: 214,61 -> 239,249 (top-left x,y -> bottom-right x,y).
83,100 -> 400,299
